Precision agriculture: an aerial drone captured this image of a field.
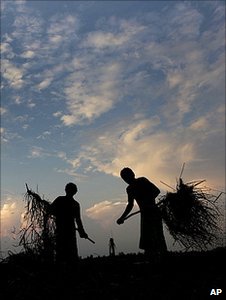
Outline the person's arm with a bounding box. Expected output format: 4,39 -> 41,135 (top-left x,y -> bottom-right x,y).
75,203 -> 88,238
152,184 -> 160,198
117,189 -> 134,225
145,178 -> 160,198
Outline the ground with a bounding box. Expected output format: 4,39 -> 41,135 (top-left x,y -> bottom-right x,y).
0,248 -> 225,300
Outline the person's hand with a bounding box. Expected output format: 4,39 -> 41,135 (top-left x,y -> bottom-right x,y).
116,217 -> 124,225
80,232 -> 88,239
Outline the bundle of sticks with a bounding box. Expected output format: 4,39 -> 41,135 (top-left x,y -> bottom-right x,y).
158,178 -> 222,250
19,184 -> 55,257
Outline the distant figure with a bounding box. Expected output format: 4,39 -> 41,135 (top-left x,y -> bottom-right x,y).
49,182 -> 88,263
117,168 -> 167,261
109,237 -> 116,256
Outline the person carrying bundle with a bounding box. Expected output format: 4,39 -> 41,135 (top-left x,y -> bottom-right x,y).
49,182 -> 88,264
117,167 -> 167,262
23,182 -> 94,265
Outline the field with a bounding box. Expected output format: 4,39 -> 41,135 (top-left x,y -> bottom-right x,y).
1,248 -> 225,300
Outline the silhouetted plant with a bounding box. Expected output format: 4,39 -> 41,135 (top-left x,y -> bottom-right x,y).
158,178 -> 222,250
19,184 -> 55,259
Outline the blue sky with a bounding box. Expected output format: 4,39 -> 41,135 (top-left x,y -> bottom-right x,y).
1,1 -> 225,258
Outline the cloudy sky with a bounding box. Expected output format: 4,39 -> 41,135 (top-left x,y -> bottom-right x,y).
1,1 -> 225,258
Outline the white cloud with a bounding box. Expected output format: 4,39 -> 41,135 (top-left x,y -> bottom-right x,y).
83,19 -> 146,50
86,200 -> 128,228
55,168 -> 88,180
53,111 -> 62,117
1,203 -> 17,237
66,104 -> 224,190
27,100 -> 36,108
2,59 -> 24,89
48,15 -> 78,35
0,127 -> 22,143
12,15 -> 43,37
0,42 -> 14,59
29,146 -> 48,158
47,14 -> 79,47
30,148 -> 42,158
68,4 -> 223,128
167,72 -> 183,88
21,50 -> 35,59
190,117 -> 209,131
61,61 -> 122,125
0,107 -> 7,115
166,2 -> 203,40
84,31 -> 128,49
36,131 -> 51,140
14,96 -> 22,105
37,77 -> 53,90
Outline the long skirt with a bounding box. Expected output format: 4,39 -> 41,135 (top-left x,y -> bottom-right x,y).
55,231 -> 78,263
139,207 -> 167,255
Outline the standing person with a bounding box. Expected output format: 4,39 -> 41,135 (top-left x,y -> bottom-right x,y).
116,168 -> 167,261
109,237 -> 116,257
49,182 -> 88,264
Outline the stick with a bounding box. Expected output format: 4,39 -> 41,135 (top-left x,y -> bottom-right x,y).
123,201 -> 163,221
124,210 -> 140,220
160,181 -> 176,191
25,183 -> 30,192
123,198 -> 166,221
86,237 -> 95,244
179,162 -> 185,179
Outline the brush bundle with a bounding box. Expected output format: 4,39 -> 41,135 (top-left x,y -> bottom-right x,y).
19,184 -> 55,258
158,178 -> 221,250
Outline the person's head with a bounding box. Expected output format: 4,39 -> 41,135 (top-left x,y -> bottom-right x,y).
65,182 -> 78,197
120,167 -> 135,184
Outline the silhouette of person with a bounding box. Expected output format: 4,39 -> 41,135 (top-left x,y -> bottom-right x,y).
109,237 -> 116,256
117,168 -> 167,261
49,182 -> 88,264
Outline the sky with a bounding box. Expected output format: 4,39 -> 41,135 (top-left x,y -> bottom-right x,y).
1,0 -> 225,258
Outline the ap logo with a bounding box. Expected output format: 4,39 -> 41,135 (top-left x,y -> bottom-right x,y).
210,289 -> 222,296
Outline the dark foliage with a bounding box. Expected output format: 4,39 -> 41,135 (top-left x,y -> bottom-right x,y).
18,185 -> 55,259
158,178 -> 222,250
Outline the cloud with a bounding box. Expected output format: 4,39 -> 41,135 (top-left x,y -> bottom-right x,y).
83,19 -> 146,50
2,59 -> 24,89
86,200 -> 129,229
28,146 -> 49,158
27,99 -> 36,108
0,192 -> 27,257
0,127 -> 22,143
87,120 -> 195,178
12,14 -> 43,39
1,203 -> 17,237
61,61 -> 122,125
84,31 -> 127,48
37,77 -> 53,90
21,50 -> 35,59
189,117 -> 209,131
36,131 -> 51,140
47,14 -> 79,37
0,107 -> 7,115
53,111 -> 62,117
0,42 -> 15,59
65,101 -> 225,190
62,2 -> 223,128
166,2 -> 203,40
